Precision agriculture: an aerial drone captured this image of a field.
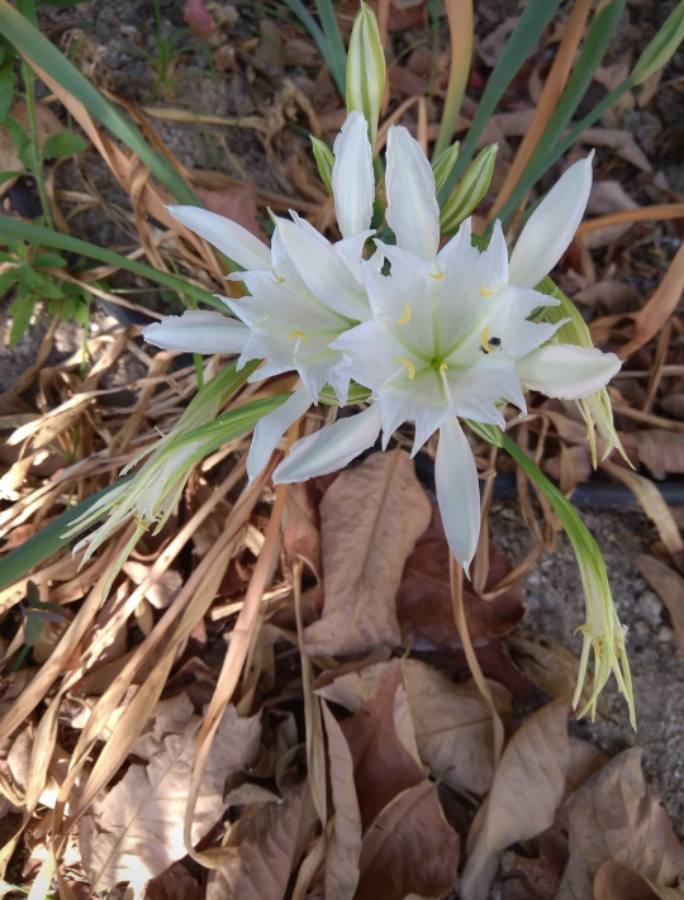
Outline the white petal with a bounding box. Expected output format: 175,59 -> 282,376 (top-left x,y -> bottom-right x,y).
385,125 -> 440,260
246,386 -> 311,481
142,310 -> 248,354
435,417 -> 481,571
168,206 -> 271,272
273,405 -> 382,483
332,112 -> 375,239
516,344 -> 621,399
275,217 -> 368,321
508,154 -> 593,289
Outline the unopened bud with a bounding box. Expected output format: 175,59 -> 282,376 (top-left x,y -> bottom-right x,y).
310,135 -> 334,195
346,1 -> 386,145
431,141 -> 460,193
440,143 -> 497,232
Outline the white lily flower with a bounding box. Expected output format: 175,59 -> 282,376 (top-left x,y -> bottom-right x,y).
275,128 -> 621,573
143,111 -> 376,479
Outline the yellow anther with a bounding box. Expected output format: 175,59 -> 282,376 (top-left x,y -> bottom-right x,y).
479,286 -> 494,298
274,274 -> 286,285
288,330 -> 309,343
480,326 -> 492,353
395,356 -> 416,380
438,362 -> 449,376
398,302 -> 412,325
429,270 -> 446,281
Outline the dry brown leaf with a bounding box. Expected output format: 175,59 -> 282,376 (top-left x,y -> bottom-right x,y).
397,504 -> 526,648
594,861 -> 684,900
355,779 -> 460,900
282,481 -> 322,581
636,555 -> 684,653
581,127 -> 652,171
206,783 -> 315,900
144,862 -> 204,900
633,431 -> 684,480
500,830 -> 568,900
400,659 -> 511,795
79,704 -> 261,894
460,701 -> 570,900
556,749 -> 684,897
322,704 -> 362,900
195,185 -> 263,240
303,450 -> 431,656
336,661 -> 425,828
584,180 -> 639,249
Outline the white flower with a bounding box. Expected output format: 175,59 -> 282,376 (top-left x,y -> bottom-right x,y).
143,111 -> 376,479
274,127 -> 621,571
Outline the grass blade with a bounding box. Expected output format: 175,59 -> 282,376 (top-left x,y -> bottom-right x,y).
0,214 -> 224,310
433,0 -> 473,160
0,0 -> 197,204
439,0 -> 563,201
315,0 -> 347,96
282,0 -> 346,96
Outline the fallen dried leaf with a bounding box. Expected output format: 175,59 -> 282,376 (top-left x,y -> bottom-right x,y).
593,860 -> 684,900
397,505 -> 526,649
80,705 -> 261,894
401,658 -> 510,794
356,780 -> 460,900
461,701 -> 570,900
195,185 -> 263,241
304,450 -> 431,656
633,431 -> 684,480
556,749 -> 684,897
282,481 -> 322,580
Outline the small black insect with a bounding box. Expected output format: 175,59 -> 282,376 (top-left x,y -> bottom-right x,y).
488,336 -> 502,348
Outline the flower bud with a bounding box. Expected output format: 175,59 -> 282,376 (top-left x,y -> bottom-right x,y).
346,1 -> 386,145
431,141 -> 460,193
440,143 -> 497,232
310,135 -> 334,195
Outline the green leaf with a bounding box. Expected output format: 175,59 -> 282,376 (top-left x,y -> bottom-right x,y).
0,267 -> 19,295
0,57 -> 15,123
439,0 -> 563,201
282,0 -> 346,96
9,289 -> 35,344
32,251 -> 68,267
0,170 -> 21,184
632,0 -> 684,85
0,480 -> 128,592
41,129 -> 88,159
0,214 -> 224,310
0,0 -> 197,203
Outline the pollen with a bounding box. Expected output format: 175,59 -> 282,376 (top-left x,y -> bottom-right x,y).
288,330 -> 309,343
429,270 -> 446,281
397,302 -> 412,325
480,326 -> 492,353
395,356 -> 416,380
479,286 -> 494,298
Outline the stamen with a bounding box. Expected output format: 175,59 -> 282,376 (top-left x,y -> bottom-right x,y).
480,326 -> 492,353
395,356 -> 416,380
397,302 -> 412,325
479,286 -> 494,298
288,330 -> 309,343
429,270 -> 445,281
274,274 -> 286,285
438,362 -> 449,376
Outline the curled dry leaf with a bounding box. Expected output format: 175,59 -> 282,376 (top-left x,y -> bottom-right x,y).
593,860 -> 684,900
461,700 -> 570,900
206,783 -> 315,900
397,504 -> 526,649
400,658 -> 511,795
322,704 -> 362,900
356,780 -> 460,900
143,862 -> 204,900
79,704 -> 261,895
556,749 -> 684,897
636,554 -> 684,654
282,481 -> 322,580
304,450 -> 431,656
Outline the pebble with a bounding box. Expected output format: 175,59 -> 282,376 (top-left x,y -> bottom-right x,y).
636,590 -> 663,630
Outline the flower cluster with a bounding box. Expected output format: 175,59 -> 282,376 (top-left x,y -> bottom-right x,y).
144,113 -> 621,572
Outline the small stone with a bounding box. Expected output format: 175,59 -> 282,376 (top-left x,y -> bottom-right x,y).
636,590 -> 663,629
657,626 -> 674,643
635,621 -> 650,636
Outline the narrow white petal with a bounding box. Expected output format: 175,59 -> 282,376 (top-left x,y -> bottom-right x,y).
273,405 -> 382,483
516,344 -> 621,399
386,125 -> 440,260
246,386 -> 311,481
435,417 -> 481,571
508,154 -> 593,288
275,217 -> 368,320
143,310 -> 248,354
168,205 -> 271,271
332,112 -> 375,239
